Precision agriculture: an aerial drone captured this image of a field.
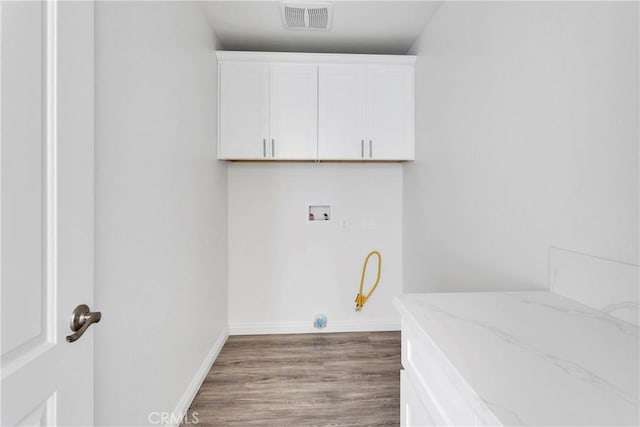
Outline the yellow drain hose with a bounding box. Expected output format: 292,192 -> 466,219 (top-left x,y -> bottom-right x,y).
355,251 -> 381,311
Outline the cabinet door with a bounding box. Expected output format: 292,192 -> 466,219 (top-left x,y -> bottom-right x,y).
366,65 -> 414,160
269,64 -> 318,160
318,64 -> 366,160
219,62 -> 270,160
401,370 -> 439,427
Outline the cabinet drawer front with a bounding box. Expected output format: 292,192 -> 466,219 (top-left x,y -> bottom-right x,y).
402,320 -> 478,426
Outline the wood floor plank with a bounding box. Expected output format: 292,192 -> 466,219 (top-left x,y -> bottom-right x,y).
186,331 -> 401,426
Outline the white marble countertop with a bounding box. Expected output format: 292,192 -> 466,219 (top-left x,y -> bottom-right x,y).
395,291 -> 639,426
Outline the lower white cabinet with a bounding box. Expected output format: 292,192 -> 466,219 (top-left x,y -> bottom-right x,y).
400,318 -> 488,427
396,292 -> 634,427
401,370 -> 439,427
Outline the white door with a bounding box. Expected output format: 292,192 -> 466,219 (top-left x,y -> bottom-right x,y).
318,64 -> 366,160
218,62 -> 270,160
269,64 -> 317,160
366,65 -> 414,160
1,1 -> 95,425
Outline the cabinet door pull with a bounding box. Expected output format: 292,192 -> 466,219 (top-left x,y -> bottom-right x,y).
263,139 -> 267,158
369,140 -> 373,158
271,139 -> 275,158
361,140 -> 364,158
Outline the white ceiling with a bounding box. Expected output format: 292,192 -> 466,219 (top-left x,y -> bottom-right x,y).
201,1 -> 442,55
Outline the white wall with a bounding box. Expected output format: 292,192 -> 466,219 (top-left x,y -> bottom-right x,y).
228,163 -> 402,333
94,2 -> 227,425
404,2 -> 639,292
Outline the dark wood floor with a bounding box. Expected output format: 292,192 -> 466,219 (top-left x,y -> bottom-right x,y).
186,331 -> 401,426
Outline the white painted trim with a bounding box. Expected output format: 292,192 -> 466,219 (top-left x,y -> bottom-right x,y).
170,328 -> 229,427
45,0 -> 59,345
216,51 -> 416,65
216,58 -> 221,159
229,320 -> 400,335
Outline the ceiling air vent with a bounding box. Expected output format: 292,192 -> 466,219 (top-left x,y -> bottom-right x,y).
281,2 -> 333,31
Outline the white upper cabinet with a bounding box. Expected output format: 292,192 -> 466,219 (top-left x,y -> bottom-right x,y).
366,65 -> 415,160
219,62 -> 270,160
217,52 -> 415,161
269,64 -> 318,160
318,63 -> 415,160
318,64 -> 367,160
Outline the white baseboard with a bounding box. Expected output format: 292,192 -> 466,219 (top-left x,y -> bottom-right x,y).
170,327 -> 228,426
229,320 -> 400,335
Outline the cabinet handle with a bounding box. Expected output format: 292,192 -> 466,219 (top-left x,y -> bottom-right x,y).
361,140 -> 364,158
369,140 -> 373,159
271,139 -> 275,158
263,139 -> 266,158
